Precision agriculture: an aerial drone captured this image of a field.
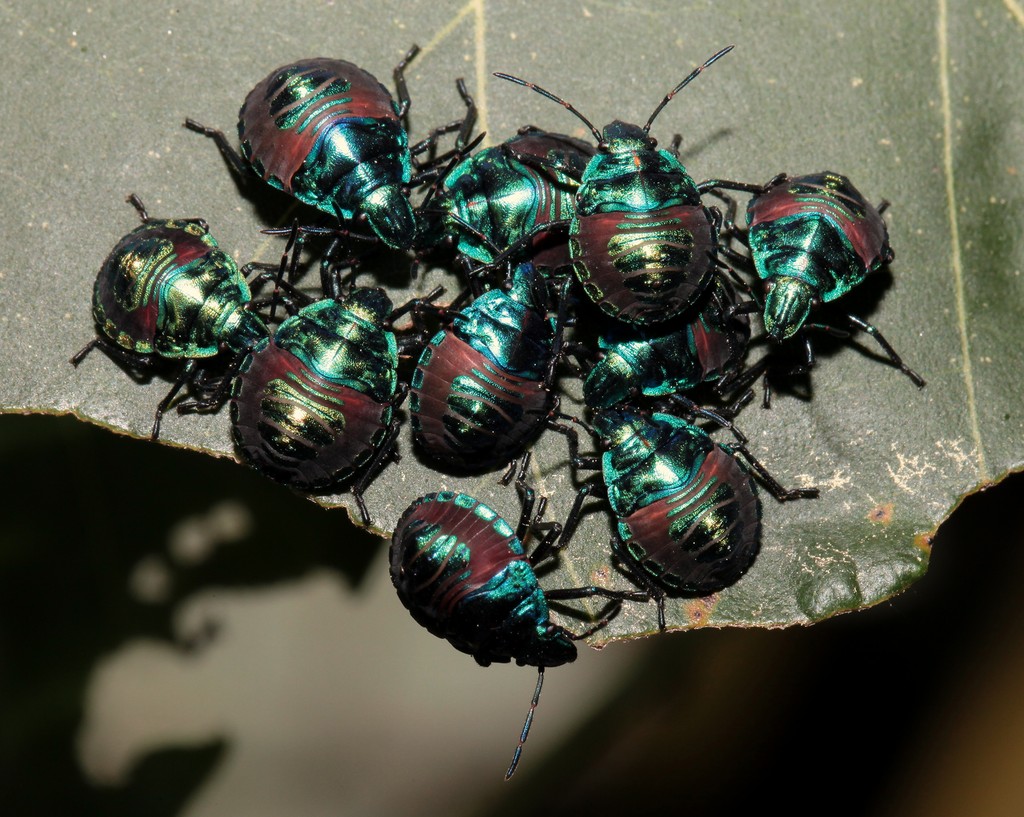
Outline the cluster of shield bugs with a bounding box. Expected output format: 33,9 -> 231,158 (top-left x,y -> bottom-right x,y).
74,44 -> 925,778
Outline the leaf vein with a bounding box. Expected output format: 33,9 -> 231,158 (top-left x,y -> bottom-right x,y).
938,0 -> 987,480
1004,0 -> 1024,28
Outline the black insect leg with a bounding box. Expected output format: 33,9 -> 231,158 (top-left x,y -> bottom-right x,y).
176,348 -> 252,416
183,118 -> 251,180
817,313 -> 926,388
391,44 -> 420,123
69,336 -> 160,383
730,440 -> 819,502
69,339 -> 100,368
715,353 -> 772,408
544,277 -> 574,387
545,589 -> 646,656
125,193 -> 209,231
241,223 -> 302,323
393,288 -> 446,325
349,402 -> 407,528
409,79 -> 479,173
477,219 -> 572,273
126,192 -> 151,222
702,185 -> 746,243
545,567 -> 648,618
538,481 -> 602,565
609,531 -> 669,631
697,172 -> 787,197
559,341 -> 596,376
151,358 -> 199,440
503,147 -> 584,185
663,394 -> 818,501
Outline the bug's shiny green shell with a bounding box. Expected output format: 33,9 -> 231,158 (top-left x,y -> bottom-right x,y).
422,127 -> 594,268
230,291 -> 399,489
596,410 -> 761,595
584,276 -> 749,408
409,264 -> 555,470
390,491 -> 577,668
747,171 -> 892,340
239,58 -> 415,249
92,219 -> 266,358
570,121 -> 718,324
576,123 -> 701,216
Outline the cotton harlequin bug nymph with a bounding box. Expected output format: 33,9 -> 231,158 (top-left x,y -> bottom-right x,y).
417,126 -> 595,272
580,275 -> 750,410
716,171 -> 925,395
70,195 -> 269,439
186,47 -> 475,252
390,458 -> 647,777
495,47 -> 759,325
746,172 -> 894,341
228,288 -> 421,525
567,409 -> 817,630
409,262 -> 575,473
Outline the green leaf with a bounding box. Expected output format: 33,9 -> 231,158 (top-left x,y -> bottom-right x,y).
2,0 -> 1021,642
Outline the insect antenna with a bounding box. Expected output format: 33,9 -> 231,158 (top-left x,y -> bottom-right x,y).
643,45 -> 735,134
493,73 -> 602,143
505,667 -> 545,780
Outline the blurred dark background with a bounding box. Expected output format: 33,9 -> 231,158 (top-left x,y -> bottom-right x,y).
1,412 -> 1021,817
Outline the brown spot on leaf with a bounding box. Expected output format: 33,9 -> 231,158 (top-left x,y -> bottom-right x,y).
591,566 -> 612,585
683,595 -> 718,626
914,533 -> 934,553
868,503 -> 894,525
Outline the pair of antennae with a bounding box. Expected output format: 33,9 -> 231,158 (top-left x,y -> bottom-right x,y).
494,44 -> 734,142
495,48 -> 733,783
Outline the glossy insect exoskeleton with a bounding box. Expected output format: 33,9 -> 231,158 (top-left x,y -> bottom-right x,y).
70,195 -> 268,439
747,172 -> 893,340
391,491 -> 578,669
582,276 -> 750,409
496,47 -> 747,325
187,47 -> 471,251
418,126 -> 595,272
409,262 -> 568,472
573,409 -> 816,629
390,464 -> 646,777
714,171 -> 926,395
229,289 -> 406,525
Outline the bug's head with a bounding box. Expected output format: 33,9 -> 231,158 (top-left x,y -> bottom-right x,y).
342,287 -> 394,325
592,408 -> 643,447
763,277 -> 816,341
359,185 -> 416,250
600,120 -> 655,153
518,626 -> 577,669
221,305 -> 270,355
582,352 -> 634,410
